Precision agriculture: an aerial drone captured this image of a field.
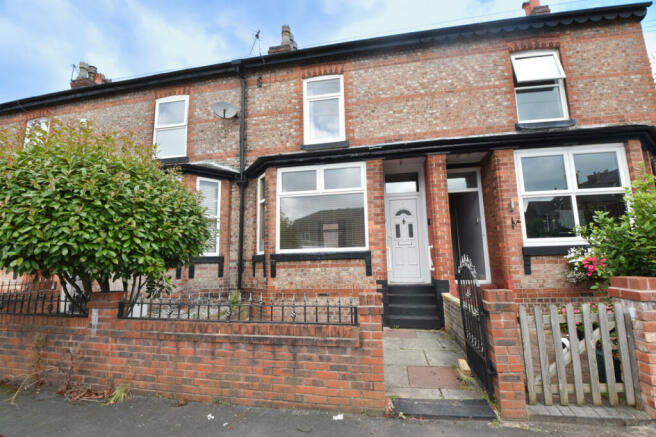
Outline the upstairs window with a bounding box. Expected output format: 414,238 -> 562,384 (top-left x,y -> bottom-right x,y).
303,76 -> 345,145
515,145 -> 629,246
198,178 -> 221,256
154,95 -> 189,158
511,50 -> 568,123
24,117 -> 49,146
277,163 -> 367,252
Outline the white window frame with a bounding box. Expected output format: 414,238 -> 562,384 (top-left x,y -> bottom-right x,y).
447,167 -> 491,284
197,177 -> 221,256
303,75 -> 345,145
514,144 -> 630,247
153,95 -> 189,159
511,50 -> 569,123
256,174 -> 266,254
24,117 -> 49,146
276,162 -> 368,253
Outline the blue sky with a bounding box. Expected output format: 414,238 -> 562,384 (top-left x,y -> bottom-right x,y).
1,0 -> 655,103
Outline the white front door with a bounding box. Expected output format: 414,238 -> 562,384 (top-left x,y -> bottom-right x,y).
386,196 -> 429,284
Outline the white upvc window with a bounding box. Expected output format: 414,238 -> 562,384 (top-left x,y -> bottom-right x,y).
24,117 -> 49,146
511,50 -> 568,123
153,95 -> 189,158
515,144 -> 630,246
303,75 -> 345,145
276,162 -> 368,253
197,178 -> 221,256
256,175 -> 266,254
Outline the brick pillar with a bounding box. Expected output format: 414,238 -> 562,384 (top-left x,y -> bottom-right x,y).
367,160 -> 387,283
424,154 -> 456,293
356,292 -> 387,411
482,288 -> 527,419
480,150 -> 522,289
84,291 -> 123,391
608,276 -> 656,418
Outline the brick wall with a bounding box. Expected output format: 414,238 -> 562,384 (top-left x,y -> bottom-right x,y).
442,292 -> 464,349
0,291 -> 386,413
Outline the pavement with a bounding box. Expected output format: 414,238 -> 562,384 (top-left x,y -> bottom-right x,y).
1,392 -> 655,437
384,328 -> 484,400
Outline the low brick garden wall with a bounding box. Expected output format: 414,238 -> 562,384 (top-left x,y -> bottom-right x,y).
0,291 -> 386,413
442,292 -> 464,349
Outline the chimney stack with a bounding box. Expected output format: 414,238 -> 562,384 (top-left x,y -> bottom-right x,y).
268,25 -> 298,55
522,0 -> 550,16
70,62 -> 111,89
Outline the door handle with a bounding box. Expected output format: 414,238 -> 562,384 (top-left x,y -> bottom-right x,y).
428,245 -> 435,271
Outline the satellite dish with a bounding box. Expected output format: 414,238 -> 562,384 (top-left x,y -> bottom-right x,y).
213,101 -> 238,119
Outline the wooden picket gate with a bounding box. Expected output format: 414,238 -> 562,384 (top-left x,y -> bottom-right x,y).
518,302 -> 641,407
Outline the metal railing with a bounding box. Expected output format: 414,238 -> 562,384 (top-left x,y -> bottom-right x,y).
0,279 -> 87,317
118,292 -> 358,326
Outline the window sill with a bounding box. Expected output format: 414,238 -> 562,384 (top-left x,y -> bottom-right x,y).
270,251 -> 371,277
300,140 -> 349,151
522,245 -> 586,274
176,255 -> 224,279
515,119 -> 577,130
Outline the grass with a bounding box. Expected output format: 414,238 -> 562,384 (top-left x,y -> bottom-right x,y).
106,383 -> 130,405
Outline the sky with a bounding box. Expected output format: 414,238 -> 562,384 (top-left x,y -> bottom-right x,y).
1,0 -> 655,104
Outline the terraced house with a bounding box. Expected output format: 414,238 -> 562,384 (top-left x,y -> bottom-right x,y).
1,0 -> 656,418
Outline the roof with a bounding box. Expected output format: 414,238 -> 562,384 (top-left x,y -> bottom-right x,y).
0,2 -> 651,115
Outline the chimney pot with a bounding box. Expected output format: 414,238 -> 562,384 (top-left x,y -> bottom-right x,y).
268,25 -> 298,54
71,61 -> 111,89
522,0 -> 550,16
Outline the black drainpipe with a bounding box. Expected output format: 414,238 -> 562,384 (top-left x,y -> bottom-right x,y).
234,61 -> 248,291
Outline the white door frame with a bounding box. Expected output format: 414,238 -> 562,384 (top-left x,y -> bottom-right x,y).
447,167 -> 491,284
384,159 -> 432,284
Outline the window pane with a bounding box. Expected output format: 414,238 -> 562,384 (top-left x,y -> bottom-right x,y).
258,202 -> 265,251
155,126 -> 187,157
205,218 -> 218,253
199,180 -> 219,216
577,194 -> 625,226
385,173 -> 418,194
157,100 -> 186,126
258,177 -> 265,199
521,155 -> 567,191
447,172 -> 477,191
281,170 -> 316,192
574,152 -> 621,189
324,167 -> 361,190
523,196 -> 575,238
279,193 -> 365,249
309,98 -> 340,140
512,54 -> 564,83
307,78 -> 340,96
516,86 -> 564,121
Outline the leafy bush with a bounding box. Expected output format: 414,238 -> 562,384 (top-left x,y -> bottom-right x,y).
579,170 -> 656,284
0,121 -> 211,308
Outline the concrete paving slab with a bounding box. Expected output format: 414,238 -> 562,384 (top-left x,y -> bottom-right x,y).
384,365 -> 409,389
440,388 -> 485,400
383,328 -> 417,338
424,348 -> 463,366
385,387 -> 443,399
407,366 -> 462,389
383,348 -> 428,366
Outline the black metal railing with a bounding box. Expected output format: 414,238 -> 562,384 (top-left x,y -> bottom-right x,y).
0,279 -> 87,317
118,292 -> 358,326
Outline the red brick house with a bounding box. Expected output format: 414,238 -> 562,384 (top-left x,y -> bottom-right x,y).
1,0 -> 655,330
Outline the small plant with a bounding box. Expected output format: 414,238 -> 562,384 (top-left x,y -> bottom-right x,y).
565,247 -> 608,288
360,407 -> 368,416
106,383 -> 130,405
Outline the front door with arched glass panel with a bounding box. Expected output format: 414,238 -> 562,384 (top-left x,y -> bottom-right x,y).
386,197 -> 429,283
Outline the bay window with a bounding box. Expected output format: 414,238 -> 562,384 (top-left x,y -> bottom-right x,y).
277,163 -> 367,252
510,50 -> 568,123
515,145 -> 629,246
197,178 -> 221,256
303,75 -> 345,144
153,95 -> 189,158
